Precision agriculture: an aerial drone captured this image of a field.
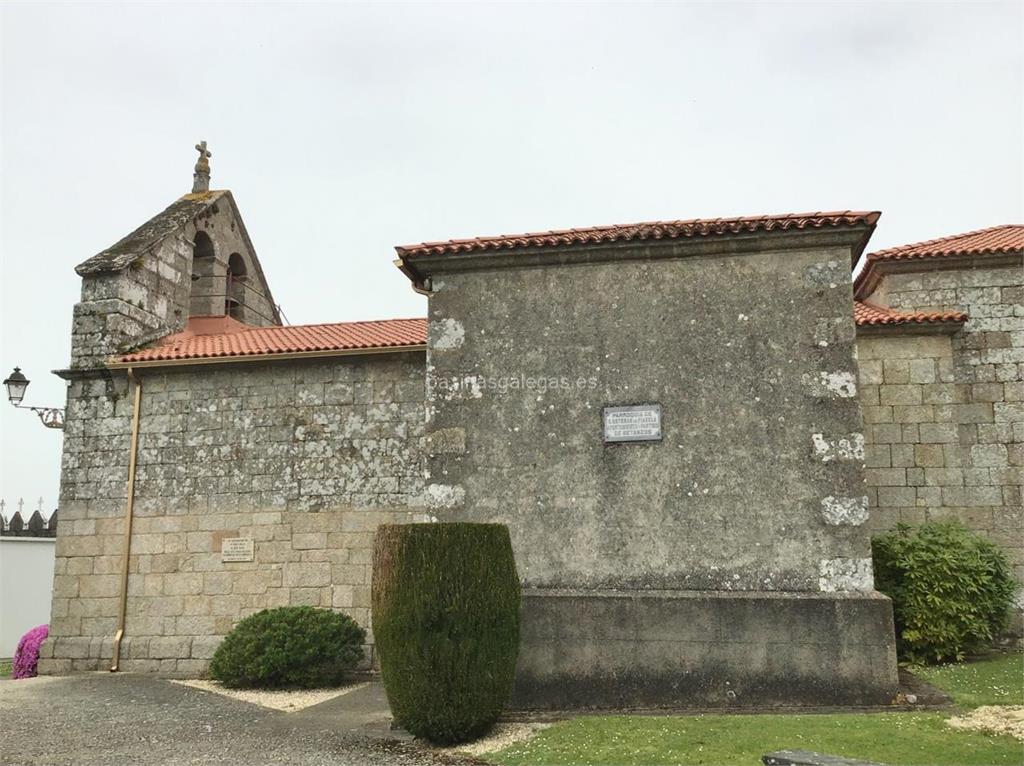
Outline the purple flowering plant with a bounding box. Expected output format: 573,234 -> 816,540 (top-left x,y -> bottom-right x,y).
12,624 -> 48,679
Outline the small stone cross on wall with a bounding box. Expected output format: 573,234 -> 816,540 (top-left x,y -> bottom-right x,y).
195,141 -> 211,164
192,140 -> 212,193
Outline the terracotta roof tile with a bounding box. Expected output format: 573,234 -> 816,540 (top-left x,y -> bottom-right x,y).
116,294 -> 967,366
118,316 -> 426,364
397,211 -> 881,258
854,301 -> 968,327
865,224 -> 1024,263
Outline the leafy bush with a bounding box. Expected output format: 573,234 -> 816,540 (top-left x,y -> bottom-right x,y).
209,606 -> 365,689
372,523 -> 520,745
872,522 -> 1016,664
13,624 -> 48,679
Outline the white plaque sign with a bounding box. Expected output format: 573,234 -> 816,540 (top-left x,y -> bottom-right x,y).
221,537 -> 255,563
603,404 -> 662,443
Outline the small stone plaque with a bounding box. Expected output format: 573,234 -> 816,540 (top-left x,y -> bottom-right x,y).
603,404 -> 662,443
221,537 -> 255,563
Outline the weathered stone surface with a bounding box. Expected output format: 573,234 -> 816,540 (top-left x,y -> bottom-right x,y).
48,355 -> 427,673
69,194 -> 279,370
50,192 -> 1019,694
415,229 -> 898,706
858,262 -> 1024,623
423,238 -> 873,592
513,590 -> 898,709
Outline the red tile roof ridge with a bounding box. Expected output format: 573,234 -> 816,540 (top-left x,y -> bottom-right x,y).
866,224 -> 1024,261
267,317 -> 427,329
118,316 -> 427,364
183,315 -> 426,330
397,210 -> 881,257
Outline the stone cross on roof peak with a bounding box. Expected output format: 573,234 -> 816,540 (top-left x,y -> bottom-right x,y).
192,140 -> 212,193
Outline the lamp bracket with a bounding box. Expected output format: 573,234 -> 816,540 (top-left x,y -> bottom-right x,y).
14,404 -> 65,430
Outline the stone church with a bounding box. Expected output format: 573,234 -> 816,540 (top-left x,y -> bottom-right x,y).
38,146 -> 1022,708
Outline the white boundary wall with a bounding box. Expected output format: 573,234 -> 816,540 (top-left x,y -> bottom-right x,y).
0,537 -> 55,657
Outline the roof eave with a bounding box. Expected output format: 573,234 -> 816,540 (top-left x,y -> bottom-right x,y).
393,257 -> 432,295
397,223 -> 879,283
856,320 -> 966,337
106,343 -> 428,370
854,250 -> 1024,300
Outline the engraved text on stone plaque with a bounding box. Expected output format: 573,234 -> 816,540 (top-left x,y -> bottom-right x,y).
603,404 -> 662,443
221,537 -> 255,563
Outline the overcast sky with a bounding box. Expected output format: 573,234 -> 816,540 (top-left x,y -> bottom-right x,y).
1,1 -> 1021,513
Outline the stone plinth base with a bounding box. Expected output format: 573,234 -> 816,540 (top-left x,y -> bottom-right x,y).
36,634 -> 376,676
512,589 -> 898,710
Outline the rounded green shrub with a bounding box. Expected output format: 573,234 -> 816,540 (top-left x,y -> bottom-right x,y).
372,523 -> 520,745
872,522 -> 1016,664
209,606 -> 365,689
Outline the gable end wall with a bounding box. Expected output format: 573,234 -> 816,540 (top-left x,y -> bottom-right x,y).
70,200 -> 278,370
858,261 -> 1023,638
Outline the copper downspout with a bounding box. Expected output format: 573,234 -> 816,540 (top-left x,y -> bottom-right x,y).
110,369 -> 142,672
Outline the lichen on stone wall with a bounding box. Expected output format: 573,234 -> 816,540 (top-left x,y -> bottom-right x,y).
820,495 -> 869,526
430,318 -> 465,350
802,370 -> 858,398
422,483 -> 465,509
811,432 -> 865,462
46,355 -> 428,674
818,557 -> 874,591
803,259 -> 848,289
858,263 -> 1023,602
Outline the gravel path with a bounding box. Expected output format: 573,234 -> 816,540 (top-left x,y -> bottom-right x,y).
0,675 -> 483,766
170,679 -> 370,712
435,723 -> 551,758
947,705 -> 1024,740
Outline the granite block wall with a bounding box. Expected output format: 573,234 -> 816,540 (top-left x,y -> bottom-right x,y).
858,261 -> 1023,632
40,353 -> 427,674
71,254 -> 191,370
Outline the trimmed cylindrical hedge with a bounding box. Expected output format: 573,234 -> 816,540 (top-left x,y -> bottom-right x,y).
209,606 -> 365,689
372,523 -> 520,745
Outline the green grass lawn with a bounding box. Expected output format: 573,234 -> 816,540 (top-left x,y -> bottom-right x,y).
912,652 -> 1024,708
488,712 -> 1021,766
485,653 -> 1024,766
0,659 -> 11,677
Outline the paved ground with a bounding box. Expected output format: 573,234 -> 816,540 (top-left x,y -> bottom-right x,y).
0,675 -> 483,765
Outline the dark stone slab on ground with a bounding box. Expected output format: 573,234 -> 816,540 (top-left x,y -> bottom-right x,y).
763,750 -> 889,766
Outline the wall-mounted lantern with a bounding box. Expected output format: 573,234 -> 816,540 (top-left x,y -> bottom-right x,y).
3,367 -> 65,430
